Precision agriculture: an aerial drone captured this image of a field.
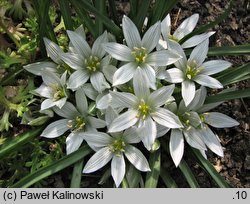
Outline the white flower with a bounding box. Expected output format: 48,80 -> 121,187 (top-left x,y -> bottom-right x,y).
108,68 -> 183,150
61,31 -> 111,93
160,14 -> 215,48
103,15 -> 181,88
35,71 -> 68,110
41,88 -> 106,154
83,129 -> 150,187
164,39 -> 232,106
168,86 -> 239,167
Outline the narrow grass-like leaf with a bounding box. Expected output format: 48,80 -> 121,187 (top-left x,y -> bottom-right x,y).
160,168 -> 178,188
11,145 -> 92,187
129,0 -> 138,19
190,148 -> 230,187
134,0 -> 150,31
0,68 -> 24,86
145,150 -> 161,188
0,127 -> 44,159
94,0 -> 106,36
126,164 -> 141,188
178,160 -> 200,188
108,0 -> 119,25
208,44 -> 250,56
59,0 -> 74,30
180,0 -> 234,44
70,159 -> 84,188
121,178 -> 129,188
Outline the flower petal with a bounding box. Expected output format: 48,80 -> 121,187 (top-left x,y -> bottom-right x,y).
189,39 -> 209,67
41,119 -> 69,138
173,13 -> 199,39
200,126 -> 224,157
83,147 -> 113,173
161,14 -> 171,40
164,68 -> 184,83
35,84 -> 53,98
181,80 -> 196,106
133,67 -> 150,98
113,62 -> 136,86
201,60 -> 232,76
110,91 -> 137,108
111,155 -> 126,187
41,71 -> 61,86
108,109 -> 139,132
142,22 -> 161,52
90,72 -> 110,93
60,52 -> 84,70
103,64 -> 117,84
24,61 -> 57,76
183,127 -> 207,150
156,124 -> 170,138
41,99 -> 55,110
181,32 -> 215,48
124,145 -> 150,171
169,129 -> 184,167
193,75 -> 223,89
141,64 -> 156,89
96,93 -> 112,110
103,42 -> 133,61
92,31 -> 108,58
151,108 -> 183,128
67,69 -> 90,90
105,106 -> 119,126
82,131 -> 113,147
67,30 -> 91,58
75,87 -> 88,115
43,37 -> 63,64
53,102 -> 79,119
146,50 -> 181,66
66,132 -> 85,154
203,112 -> 239,128
88,116 -> 106,129
122,15 -> 141,48
187,86 -> 207,111
123,127 -> 141,144
54,97 -> 67,109
82,83 -> 98,100
149,84 -> 175,107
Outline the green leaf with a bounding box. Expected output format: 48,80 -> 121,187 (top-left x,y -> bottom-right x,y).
70,159 -> 84,188
94,0 -> 106,36
11,145 -> 92,187
205,88 -> 250,104
108,0 -> 119,25
134,0 -> 150,31
145,150 -> 161,188
59,0 -> 74,30
207,44 -> 250,56
129,0 -> 138,19
126,164 -> 141,188
0,127 -> 44,159
190,148 -> 230,187
160,168 -> 178,188
178,159 -> 200,188
180,0 -> 234,44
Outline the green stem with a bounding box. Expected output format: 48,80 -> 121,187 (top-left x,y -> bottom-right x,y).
70,159 -> 84,188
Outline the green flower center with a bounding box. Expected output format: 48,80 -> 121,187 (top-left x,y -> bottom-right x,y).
185,60 -> 202,80
131,47 -> 148,64
50,84 -> 66,101
67,116 -> 86,132
109,139 -> 126,156
137,99 -> 151,120
178,112 -> 191,127
85,55 -> 101,73
168,34 -> 179,42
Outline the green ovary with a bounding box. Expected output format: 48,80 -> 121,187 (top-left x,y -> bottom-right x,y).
131,47 -> 148,64
168,35 -> 179,42
109,139 -> 126,156
185,61 -> 202,80
67,116 -> 85,132
137,99 -> 151,120
85,55 -> 101,72
50,84 -> 66,101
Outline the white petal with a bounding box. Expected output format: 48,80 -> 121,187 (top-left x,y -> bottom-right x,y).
66,132 -> 85,154
83,147 -> 113,173
82,83 -> 98,100
67,30 -> 91,58
41,71 -> 61,86
161,14 -> 171,40
182,80 -> 196,106
103,42 -> 133,61
170,129 -> 184,167
203,112 -> 239,128
53,102 -> 79,119
90,72 -> 110,93
187,86 -> 207,111
110,91 -> 137,108
113,62 -> 136,86
35,84 -> 53,98
200,126 -> 224,157
82,131 -> 113,147
88,116 -> 106,128
96,93 -> 112,110
149,84 -> 175,107
122,15 -> 141,48
141,64 -> 156,89
103,64 -> 117,84
133,67 -> 150,98
189,39 -> 209,67
108,110 -> 139,132
173,13 -> 199,39
193,75 -> 223,89
123,127 -> 141,144
41,119 -> 69,138
183,127 -> 207,150
146,50 -> 181,66
24,61 -> 57,76
54,97 -> 67,109
75,87 -> 88,115
156,124 -> 170,138
151,108 -> 183,128
124,145 -> 150,171
74,25 -> 86,39
41,99 -> 55,110
105,106 -> 119,126
201,60 -> 232,76
181,32 -> 215,48
142,22 -> 161,52
111,155 -> 126,187
60,52 -> 84,70
165,68 -> 184,83
92,31 -> 108,58
67,69 -> 90,90
137,117 -> 157,150
43,37 -> 63,64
